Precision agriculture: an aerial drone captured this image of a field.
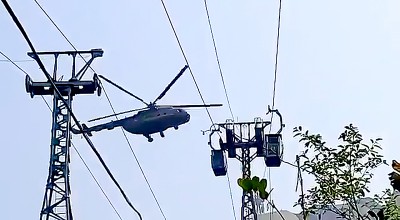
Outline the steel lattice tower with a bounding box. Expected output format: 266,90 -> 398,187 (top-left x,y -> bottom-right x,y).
241,147 -> 257,219
25,49 -> 103,220
41,93 -> 74,219
210,120 -> 270,220
209,110 -> 284,220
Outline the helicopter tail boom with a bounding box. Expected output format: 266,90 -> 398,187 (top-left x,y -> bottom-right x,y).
71,120 -> 122,136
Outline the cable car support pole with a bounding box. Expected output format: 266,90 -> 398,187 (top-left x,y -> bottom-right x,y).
208,108 -> 284,220
25,50 -> 103,220
2,1 -> 144,219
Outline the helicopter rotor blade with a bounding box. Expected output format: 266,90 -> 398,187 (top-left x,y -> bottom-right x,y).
153,65 -> 189,104
98,75 -> 148,106
158,104 -> 223,108
87,107 -> 148,123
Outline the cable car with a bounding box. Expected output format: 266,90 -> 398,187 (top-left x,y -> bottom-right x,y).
265,134 -> 282,167
211,149 -> 227,176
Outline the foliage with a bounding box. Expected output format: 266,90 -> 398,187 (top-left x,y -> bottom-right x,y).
237,176 -> 269,200
373,189 -> 400,220
293,124 -> 390,219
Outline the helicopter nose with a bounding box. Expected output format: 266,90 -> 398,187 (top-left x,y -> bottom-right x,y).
186,113 -> 190,122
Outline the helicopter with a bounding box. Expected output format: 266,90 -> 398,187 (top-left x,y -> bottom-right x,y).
71,65 -> 223,142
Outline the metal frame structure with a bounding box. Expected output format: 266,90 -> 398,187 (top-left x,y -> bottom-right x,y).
208,108 -> 284,220
241,143 -> 257,220
26,49 -> 103,220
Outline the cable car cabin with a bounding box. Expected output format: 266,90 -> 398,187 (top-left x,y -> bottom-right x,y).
264,134 -> 282,167
211,149 -> 227,176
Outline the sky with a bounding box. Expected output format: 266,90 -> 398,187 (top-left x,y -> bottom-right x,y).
1,0 -> 400,219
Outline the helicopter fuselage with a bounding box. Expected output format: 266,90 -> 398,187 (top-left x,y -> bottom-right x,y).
71,66 -> 221,142
121,107 -> 190,135
72,107 -> 190,142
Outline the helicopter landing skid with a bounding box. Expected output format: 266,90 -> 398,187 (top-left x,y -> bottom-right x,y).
144,134 -> 154,142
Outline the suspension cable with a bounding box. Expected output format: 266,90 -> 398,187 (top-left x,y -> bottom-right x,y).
0,50 -> 124,220
1,1 -> 142,219
100,81 -> 168,220
263,0 -> 283,177
31,1 -> 167,218
260,0 -> 283,215
203,0 -> 235,121
71,142 -> 124,220
202,1 -> 237,219
226,171 -> 238,220
159,0 -> 215,125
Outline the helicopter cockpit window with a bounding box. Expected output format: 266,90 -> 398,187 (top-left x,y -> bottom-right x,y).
177,109 -> 181,112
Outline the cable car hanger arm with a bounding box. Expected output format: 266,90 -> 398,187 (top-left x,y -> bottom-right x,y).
266,105 -> 284,134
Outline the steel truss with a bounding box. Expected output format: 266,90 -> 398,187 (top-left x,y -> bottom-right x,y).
41,92 -> 73,220
209,109 -> 284,220
25,49 -> 103,220
241,146 -> 257,220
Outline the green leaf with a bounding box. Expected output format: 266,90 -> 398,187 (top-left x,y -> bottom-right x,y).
292,123 -> 390,219
252,176 -> 260,183
259,190 -> 269,200
259,178 -> 267,192
238,178 -> 253,191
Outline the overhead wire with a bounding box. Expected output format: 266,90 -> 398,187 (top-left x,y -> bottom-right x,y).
0,50 -> 52,111
31,1 -> 167,218
202,1 -> 237,219
100,81 -> 168,220
203,0 -> 235,121
0,50 -> 124,220
269,0 -> 282,123
159,1 -> 239,219
0,58 -> 36,62
159,0 -> 215,125
226,171 -> 238,220
33,0 -> 78,52
1,1 -> 142,219
71,142 -> 124,220
262,0 -> 283,215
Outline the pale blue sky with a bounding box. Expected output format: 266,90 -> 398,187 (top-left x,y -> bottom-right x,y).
1,1 -> 400,219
